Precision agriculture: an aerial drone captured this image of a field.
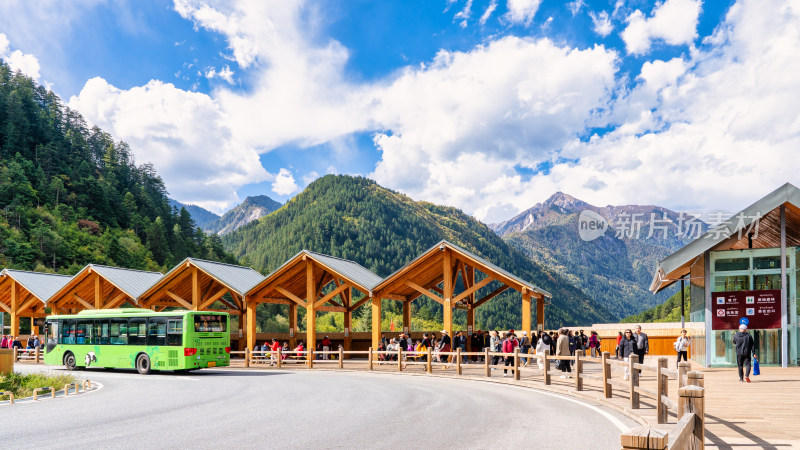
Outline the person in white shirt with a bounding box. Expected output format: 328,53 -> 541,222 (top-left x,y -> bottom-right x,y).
675,329 -> 691,365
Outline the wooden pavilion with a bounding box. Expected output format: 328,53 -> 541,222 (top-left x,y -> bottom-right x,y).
371,241 -> 551,349
138,258 -> 265,347
245,251 -> 383,355
0,269 -> 72,336
47,264 -> 164,315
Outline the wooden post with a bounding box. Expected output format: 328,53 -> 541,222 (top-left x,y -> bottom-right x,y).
630,354 -> 640,409
426,347 -> 432,374
620,427 -> 668,450
514,348 -> 521,381
443,249 -> 453,339
521,290 -> 531,341
535,295 -> 545,332
306,260 -> 316,363
678,385 -> 705,449
344,290 -> 352,354
657,357 -> 668,424
277,347 -> 282,368
368,347 -> 374,371
35,347 -> 40,364
575,350 -> 583,391
338,348 -> 344,369
688,371 -> 704,388
246,300 -> 257,352
398,347 -> 403,372
543,350 -> 551,385
10,281 -> 19,337
371,297 -> 381,350
191,267 -> 199,310
402,301 -> 411,335
456,348 -> 462,375
244,348 -> 250,368
94,274 -> 102,309
484,348 -> 491,377
289,303 -> 297,349
678,361 -> 690,389
602,351 -> 612,398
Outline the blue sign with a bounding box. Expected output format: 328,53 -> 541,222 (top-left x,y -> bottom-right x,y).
739,317 -> 749,326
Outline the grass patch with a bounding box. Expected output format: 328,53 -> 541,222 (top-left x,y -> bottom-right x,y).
0,372 -> 78,399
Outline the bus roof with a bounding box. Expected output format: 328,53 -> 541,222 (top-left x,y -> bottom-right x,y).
45,309 -> 229,319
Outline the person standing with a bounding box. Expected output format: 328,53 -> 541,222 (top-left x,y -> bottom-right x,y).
535,332 -> 549,370
502,332 -> 518,377
322,335 -> 332,360
490,330 -> 501,368
615,331 -> 623,358
556,328 -> 571,377
633,325 -> 649,369
675,329 -> 691,365
620,329 -> 636,381
0,335 -> 7,349
421,333 -> 431,363
519,331 -> 531,366
270,338 -> 281,366
454,331 -> 467,363
733,324 -> 755,382
438,330 -> 451,364
589,331 -> 600,358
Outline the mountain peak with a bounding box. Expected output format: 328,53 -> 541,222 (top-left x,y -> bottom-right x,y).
542,191 -> 588,210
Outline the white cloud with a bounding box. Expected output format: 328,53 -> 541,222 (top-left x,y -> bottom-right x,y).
568,0 -> 585,16
0,33 -> 41,81
479,0 -> 498,25
540,0 -> 800,216
68,77 -> 269,212
272,168 -> 299,195
504,0 -> 542,26
454,0 -> 474,28
205,65 -> 235,84
590,11 -> 613,37
621,0 -> 702,55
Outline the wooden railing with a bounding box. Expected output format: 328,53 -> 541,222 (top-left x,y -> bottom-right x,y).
11,347 -> 43,364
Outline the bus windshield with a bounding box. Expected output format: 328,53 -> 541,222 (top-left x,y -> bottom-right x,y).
193,315 -> 226,332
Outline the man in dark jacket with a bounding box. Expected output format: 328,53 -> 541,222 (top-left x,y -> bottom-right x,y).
733,324 -> 755,382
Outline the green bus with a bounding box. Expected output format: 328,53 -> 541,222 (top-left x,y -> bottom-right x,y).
43,309 -> 230,374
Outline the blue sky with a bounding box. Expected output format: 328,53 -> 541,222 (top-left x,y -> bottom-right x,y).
2,0 -> 799,223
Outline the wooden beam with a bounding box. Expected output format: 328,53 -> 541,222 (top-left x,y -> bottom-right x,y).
443,250 -> 453,339
313,283 -> 350,309
349,295 -> 371,311
16,295 -> 40,315
0,300 -> 10,314
306,259 -> 317,361
473,285 -> 510,309
218,297 -> 239,311
94,274 -> 102,309
381,293 -> 408,302
192,266 -> 200,310
405,280 -> 444,304
246,298 -> 256,351
536,294 -> 545,332
200,278 -> 214,303
199,287 -> 229,311
275,286 -> 307,308
166,290 -> 192,310
73,294 -> 95,310
104,291 -> 128,309
452,275 -> 496,304
371,296 -> 381,349
522,291 -> 532,339
317,306 -> 347,313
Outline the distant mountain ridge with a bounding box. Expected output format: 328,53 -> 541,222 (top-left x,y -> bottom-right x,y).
170,195 -> 282,235
490,192 -> 708,321
206,195 -> 282,235
169,199 -> 220,229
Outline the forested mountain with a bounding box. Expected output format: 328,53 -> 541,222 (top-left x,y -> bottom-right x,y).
168,199 -> 220,230
223,175 -> 614,330
0,59 -> 236,274
206,195 -> 281,235
622,285 -> 691,323
492,192 -> 706,320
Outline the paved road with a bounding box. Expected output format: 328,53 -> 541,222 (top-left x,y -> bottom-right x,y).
2,365 -> 636,449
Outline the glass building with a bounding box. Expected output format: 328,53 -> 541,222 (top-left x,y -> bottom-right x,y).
651,183 -> 800,367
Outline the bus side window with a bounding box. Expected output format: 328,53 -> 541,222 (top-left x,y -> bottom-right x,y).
129,319 -> 146,346
147,318 -> 167,346
167,319 -> 183,346
77,320 -> 91,345
98,319 -> 110,345
110,319 -> 128,345
60,320 -> 75,344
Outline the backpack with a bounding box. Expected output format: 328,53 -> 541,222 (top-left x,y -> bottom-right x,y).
674,340 -> 681,352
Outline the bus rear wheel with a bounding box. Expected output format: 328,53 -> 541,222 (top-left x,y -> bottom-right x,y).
63,352 -> 76,371
136,354 -> 151,375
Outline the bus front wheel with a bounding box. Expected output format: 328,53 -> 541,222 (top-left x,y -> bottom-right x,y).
63,352 -> 76,371
136,354 -> 151,375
